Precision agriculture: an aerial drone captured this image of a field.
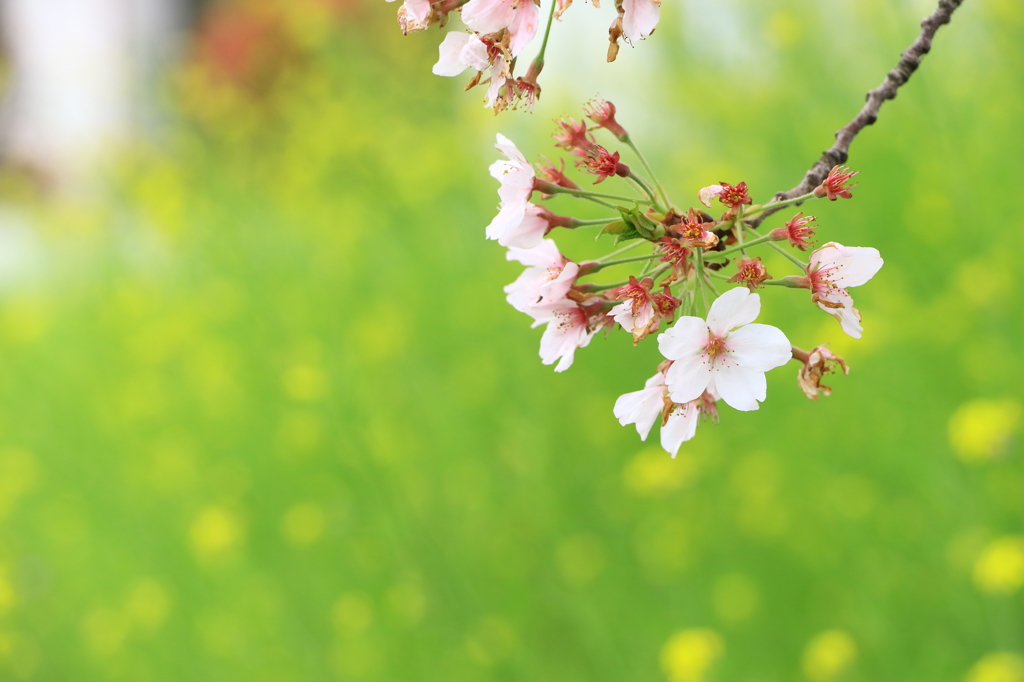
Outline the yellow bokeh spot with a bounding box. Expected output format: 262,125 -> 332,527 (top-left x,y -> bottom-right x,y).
81,608 -> 129,657
660,628 -> 724,682
950,399 -> 1020,463
332,593 -> 374,635
124,577 -> 172,631
973,536 -> 1024,595
283,363 -> 329,402
1,296 -> 51,346
965,652 -> 1024,682
802,629 -> 857,682
764,11 -> 801,49
189,506 -> 244,558
556,534 -> 606,588
712,573 -> 759,624
282,502 -> 326,547
624,447 -> 697,496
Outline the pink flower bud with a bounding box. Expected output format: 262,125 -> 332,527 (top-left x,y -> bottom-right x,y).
583,97 -> 629,141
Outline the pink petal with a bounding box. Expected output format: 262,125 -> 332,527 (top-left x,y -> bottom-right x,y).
706,287 -> 760,336
621,0 -> 660,41
462,0 -> 517,34
714,364 -> 767,412
538,261 -> 578,301
433,32 -> 473,77
498,203 -> 548,249
725,323 -> 792,372
507,0 -> 540,56
698,184 -> 724,207
486,202 -> 526,241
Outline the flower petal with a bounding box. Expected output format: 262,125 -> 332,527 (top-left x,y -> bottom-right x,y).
814,242 -> 883,288
613,384 -> 664,440
507,0 -> 539,56
486,202 -> 526,241
432,32 -> 473,76
660,403 -> 699,457
658,316 -> 709,360
665,353 -> 712,404
706,287 -> 760,336
505,238 -> 560,267
498,203 -> 548,249
726,323 -> 792,372
698,184 -> 724,207
462,0 -> 517,34
621,0 -> 660,41
460,35 -> 491,72
714,364 -> 767,411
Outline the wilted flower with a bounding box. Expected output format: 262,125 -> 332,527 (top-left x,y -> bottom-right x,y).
658,287 -> 791,411
814,165 -> 858,200
674,209 -> 719,250
769,212 -> 817,250
391,0 -> 432,33
536,157 -> 580,192
728,257 -> 771,291
792,345 -> 849,400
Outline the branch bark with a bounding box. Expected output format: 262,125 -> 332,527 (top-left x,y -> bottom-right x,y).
749,0 -> 966,227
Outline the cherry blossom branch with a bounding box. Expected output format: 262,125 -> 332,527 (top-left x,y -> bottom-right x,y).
748,0 -> 965,228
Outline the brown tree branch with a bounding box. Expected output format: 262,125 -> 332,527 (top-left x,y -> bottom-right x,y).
749,0 -> 965,228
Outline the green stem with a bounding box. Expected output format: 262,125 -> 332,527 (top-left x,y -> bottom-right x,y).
695,249 -> 709,315
626,171 -> 661,210
744,192 -> 817,218
572,217 -> 621,227
766,240 -> 808,271
587,253 -> 660,272
624,137 -> 671,208
716,233 -> 775,258
534,0 -> 558,66
596,239 -> 647,263
547,185 -> 651,204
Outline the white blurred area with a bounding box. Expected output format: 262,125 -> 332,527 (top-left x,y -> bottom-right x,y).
0,0 -> 185,197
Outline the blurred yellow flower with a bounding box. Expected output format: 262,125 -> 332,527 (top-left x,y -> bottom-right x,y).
623,447 -> 696,496
973,536 -> 1024,595
332,593 -> 374,635
281,502 -> 326,547
283,363 -> 329,402
189,506 -> 244,558
802,629 -> 857,682
660,628 -> 724,682
965,652 -> 1024,682
949,399 -> 1020,463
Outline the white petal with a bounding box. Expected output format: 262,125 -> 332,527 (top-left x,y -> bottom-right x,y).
486,201 -> 526,241
404,0 -> 432,22
698,184 -> 724,207
460,35 -> 491,72
726,323 -> 792,372
432,32 -> 472,76
665,354 -> 713,404
462,0 -> 516,34
658,316 -> 709,359
621,0 -> 660,41
661,404 -> 699,457
498,203 -> 548,249
494,133 -> 527,164
815,242 -> 883,288
507,0 -> 540,56
706,287 -> 760,336
506,238 -> 560,267
613,384 -> 665,440
538,261 -> 578,302
714,364 -> 767,412
820,301 -> 865,339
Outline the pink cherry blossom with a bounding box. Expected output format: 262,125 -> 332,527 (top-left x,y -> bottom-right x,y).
487,202 -> 550,248
528,300 -> 594,372
613,369 -> 718,456
658,287 -> 792,412
504,239 -> 579,313
621,0 -> 661,42
432,32 -> 491,76
805,242 -> 883,339
461,0 -> 539,56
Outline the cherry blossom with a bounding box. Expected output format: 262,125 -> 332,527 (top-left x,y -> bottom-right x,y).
769,212 -> 817,250
674,209 -> 719,250
613,369 -> 718,456
528,300 -> 595,371
504,239 -> 579,313
579,145 -> 629,183
728,257 -> 771,291
658,287 -> 792,412
621,0 -> 661,42
487,133 -> 536,242
803,242 -> 883,339
432,32 -> 491,76
583,97 -> 628,141
461,0 -> 539,57
814,165 -> 859,200
389,0 -> 432,33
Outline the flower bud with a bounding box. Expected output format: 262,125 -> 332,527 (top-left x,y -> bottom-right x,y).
584,97 -> 629,141
768,212 -> 817,250
814,165 -> 858,200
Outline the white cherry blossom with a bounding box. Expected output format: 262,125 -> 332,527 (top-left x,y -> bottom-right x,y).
806,242 -> 883,339
504,239 -> 579,313
461,0 -> 539,56
621,0 -> 661,42
528,301 -> 594,372
658,288 -> 791,412
613,370 -> 718,456
487,134 -> 536,241
432,32 -> 491,76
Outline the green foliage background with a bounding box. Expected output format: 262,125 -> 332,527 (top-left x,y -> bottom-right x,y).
0,0 -> 1022,680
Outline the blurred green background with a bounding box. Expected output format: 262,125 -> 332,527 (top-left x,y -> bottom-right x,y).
0,0 -> 1022,679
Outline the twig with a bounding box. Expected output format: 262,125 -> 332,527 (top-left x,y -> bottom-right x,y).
749,0 -> 965,228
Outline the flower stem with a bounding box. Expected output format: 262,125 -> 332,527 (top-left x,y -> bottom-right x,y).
743,192 -> 817,219
715,233 -> 775,258
597,239 -> 647,263
695,249 -> 709,314
588,253 -> 660,271
766,240 -> 808,271
546,185 -> 651,204
534,0 -> 558,67
624,137 -> 670,208
626,171 -> 661,210
572,217 -> 621,227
